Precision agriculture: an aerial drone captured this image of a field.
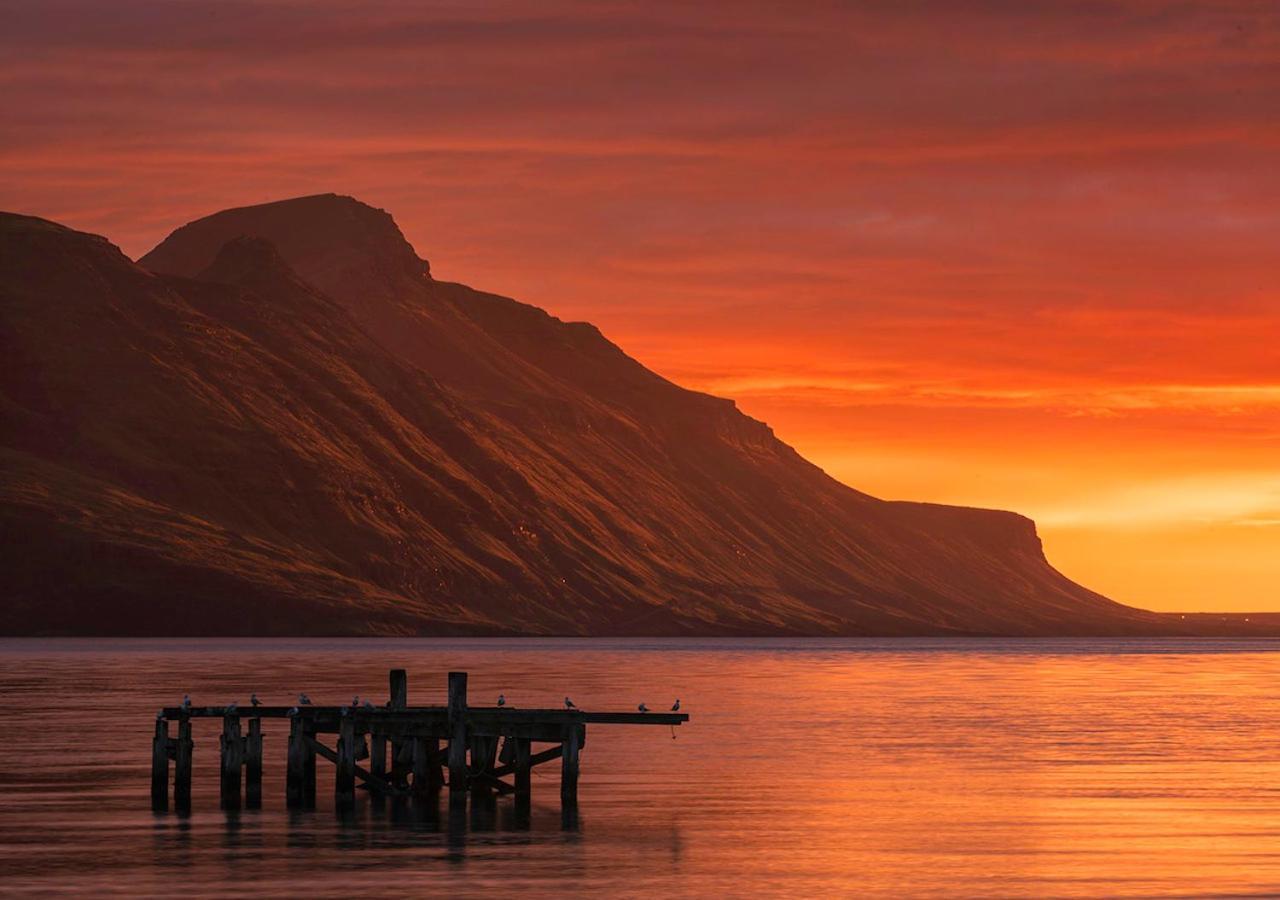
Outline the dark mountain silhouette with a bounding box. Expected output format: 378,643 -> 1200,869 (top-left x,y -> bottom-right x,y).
0,195 -> 1265,635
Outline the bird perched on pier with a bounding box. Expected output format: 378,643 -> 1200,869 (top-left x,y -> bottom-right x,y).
156,709 -> 164,720
362,700 -> 376,711
298,693 -> 311,705
638,703 -> 649,713
227,701 -> 238,713
498,694 -> 506,707
671,699 -> 680,711
251,693 -> 260,707
340,705 -> 350,716
352,695 -> 360,707
564,696 -> 576,709
181,694 -> 191,712
287,706 -> 299,717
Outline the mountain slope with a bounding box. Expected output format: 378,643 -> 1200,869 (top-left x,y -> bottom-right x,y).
0,196 -> 1208,634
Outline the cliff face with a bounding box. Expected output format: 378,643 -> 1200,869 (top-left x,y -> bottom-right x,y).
0,196 -> 1176,635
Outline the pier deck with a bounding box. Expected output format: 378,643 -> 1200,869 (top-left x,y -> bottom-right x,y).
150,670 -> 688,816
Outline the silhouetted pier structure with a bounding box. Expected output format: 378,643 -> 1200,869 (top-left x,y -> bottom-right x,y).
150,670 -> 687,816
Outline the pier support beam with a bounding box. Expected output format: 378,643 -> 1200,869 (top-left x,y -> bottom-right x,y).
560,723 -> 581,804
151,719 -> 170,812
370,732 -> 386,780
514,738 -> 532,799
336,716 -> 356,810
245,718 -> 263,808
286,718 -> 305,808
220,715 -> 243,810
174,719 -> 192,813
411,736 -> 432,797
447,672 -> 468,803
389,668 -> 408,788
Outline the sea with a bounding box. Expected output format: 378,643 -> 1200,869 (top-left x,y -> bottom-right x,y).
3,637 -> 1280,898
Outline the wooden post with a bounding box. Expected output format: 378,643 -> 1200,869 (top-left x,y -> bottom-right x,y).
174,719 -> 192,813
411,736 -> 431,797
390,669 -> 407,709
336,716 -> 356,809
448,672 -> 468,801
220,715 -> 243,810
286,717 -> 304,808
303,724 -> 317,807
245,718 -> 263,808
151,718 -> 170,812
560,723 -> 581,804
514,737 -> 532,800
389,668 -> 407,788
370,732 -> 386,779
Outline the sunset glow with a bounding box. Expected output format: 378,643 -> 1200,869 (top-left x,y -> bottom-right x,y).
3,1 -> 1275,610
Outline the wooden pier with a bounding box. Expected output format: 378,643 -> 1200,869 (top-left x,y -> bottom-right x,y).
150,670 -> 688,815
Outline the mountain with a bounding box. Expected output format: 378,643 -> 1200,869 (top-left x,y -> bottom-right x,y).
0,195 -> 1258,635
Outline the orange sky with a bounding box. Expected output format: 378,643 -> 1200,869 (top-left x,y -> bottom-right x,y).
3,1 -> 1276,611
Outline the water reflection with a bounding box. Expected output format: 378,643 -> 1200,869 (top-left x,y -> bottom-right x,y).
6,637 -> 1280,896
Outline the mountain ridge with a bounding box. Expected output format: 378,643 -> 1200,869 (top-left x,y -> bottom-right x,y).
1,197 -> 1267,636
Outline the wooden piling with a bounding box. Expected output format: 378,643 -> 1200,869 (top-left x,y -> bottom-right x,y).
411,736 -> 431,797
336,716 -> 356,809
370,732 -> 386,780
389,668 -> 408,788
514,737 -> 532,800
390,669 -> 407,709
174,718 -> 192,813
245,718 -> 263,808
220,715 -> 243,810
303,724 -> 317,807
447,672 -> 468,799
560,723 -> 581,804
286,717 -> 304,807
151,719 -> 170,812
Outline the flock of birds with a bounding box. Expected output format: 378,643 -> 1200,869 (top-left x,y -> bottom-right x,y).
168,693 -> 681,717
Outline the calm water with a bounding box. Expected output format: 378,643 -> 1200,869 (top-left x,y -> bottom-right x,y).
3,638 -> 1280,897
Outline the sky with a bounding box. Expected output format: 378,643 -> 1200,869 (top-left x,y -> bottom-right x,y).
2,0 -> 1276,611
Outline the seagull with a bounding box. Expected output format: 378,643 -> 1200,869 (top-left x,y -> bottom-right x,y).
671,699 -> 680,712
340,705 -> 350,716
362,700 -> 376,711
298,693 -> 312,706
497,694 -> 506,707
251,693 -> 260,707
638,703 -> 649,713
156,709 -> 164,720
288,706 -> 299,717
227,701 -> 238,713
564,696 -> 576,709
352,695 -> 360,707
181,694 -> 191,712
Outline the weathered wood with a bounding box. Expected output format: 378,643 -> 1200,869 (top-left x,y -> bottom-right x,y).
245,718 -> 263,808
304,735 -> 406,797
151,669 -> 686,815
302,724 -> 317,807
336,716 -> 356,809
286,717 -> 305,808
447,672 -> 467,796
388,669 -> 409,790
561,723 -> 582,803
493,742 -> 562,779
151,719 -> 170,812
369,732 -> 386,779
174,718 -> 193,813
157,706 -> 686,728
411,736 -> 432,797
427,737 -> 444,792
220,715 -> 243,810
514,737 -> 532,799
390,669 -> 407,709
